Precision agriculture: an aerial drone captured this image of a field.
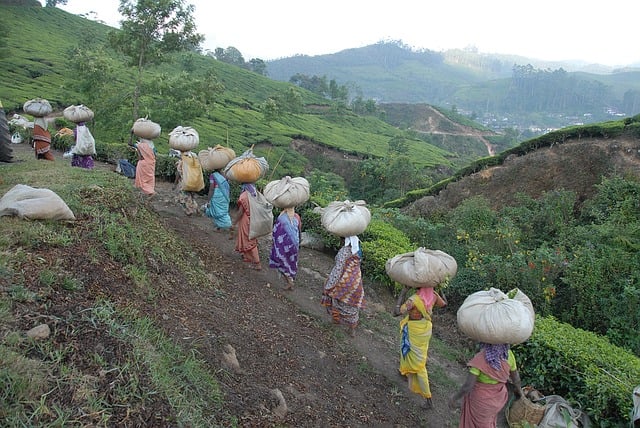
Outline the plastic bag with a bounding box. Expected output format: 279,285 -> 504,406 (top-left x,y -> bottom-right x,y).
11,132 -> 22,144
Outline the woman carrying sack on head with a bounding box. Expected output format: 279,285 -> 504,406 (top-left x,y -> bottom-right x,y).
396,286 -> 447,409
33,117 -> 54,161
234,183 -> 262,270
132,134 -> 156,195
321,236 -> 365,337
449,343 -> 524,427
205,168 -> 232,231
269,206 -> 302,290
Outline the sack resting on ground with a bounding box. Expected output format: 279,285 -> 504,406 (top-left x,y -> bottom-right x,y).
0,184 -> 75,221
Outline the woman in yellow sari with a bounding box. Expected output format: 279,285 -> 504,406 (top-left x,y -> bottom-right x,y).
397,287 -> 446,408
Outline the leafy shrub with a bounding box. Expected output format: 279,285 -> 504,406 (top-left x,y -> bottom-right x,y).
359,218 -> 413,291
515,316 -> 640,427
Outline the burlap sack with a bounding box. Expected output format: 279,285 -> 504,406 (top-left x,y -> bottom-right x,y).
198,145 -> 236,171
169,126 -> 199,152
132,118 -> 161,139
0,184 -> 75,221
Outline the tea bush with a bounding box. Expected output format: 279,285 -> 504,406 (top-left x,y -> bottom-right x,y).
515,316 -> 640,427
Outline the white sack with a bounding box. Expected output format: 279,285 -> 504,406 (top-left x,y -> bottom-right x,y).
263,176 -> 310,208
23,98 -> 52,117
132,118 -> 161,139
198,145 -> 236,171
70,124 -> 96,156
457,287 -> 534,344
0,184 -> 75,221
385,248 -> 458,288
169,126 -> 199,152
63,105 -> 94,123
320,199 -> 371,237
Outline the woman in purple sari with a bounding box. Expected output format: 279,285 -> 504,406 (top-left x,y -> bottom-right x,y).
269,207 -> 301,290
70,122 -> 95,169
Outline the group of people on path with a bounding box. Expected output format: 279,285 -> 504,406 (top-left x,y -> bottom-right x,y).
391,278 -> 523,426
23,99 -> 523,426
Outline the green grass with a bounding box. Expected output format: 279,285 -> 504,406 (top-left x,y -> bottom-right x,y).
0,153 -> 227,426
0,4 -> 457,180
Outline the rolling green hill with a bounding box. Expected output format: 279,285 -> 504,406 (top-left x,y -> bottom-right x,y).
0,4 -> 478,186
266,41 -> 640,129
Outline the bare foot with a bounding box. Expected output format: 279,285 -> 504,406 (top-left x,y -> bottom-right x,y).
283,276 -> 294,290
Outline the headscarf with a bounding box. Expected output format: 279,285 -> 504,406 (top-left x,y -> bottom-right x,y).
416,287 -> 436,311
241,183 -> 257,197
344,235 -> 360,255
482,343 -> 510,370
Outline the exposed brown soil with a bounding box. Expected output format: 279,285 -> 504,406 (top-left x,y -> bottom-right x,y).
4,142 -> 513,428
406,134 -> 640,217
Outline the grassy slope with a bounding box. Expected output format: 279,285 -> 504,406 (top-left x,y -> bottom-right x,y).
0,5 -> 455,174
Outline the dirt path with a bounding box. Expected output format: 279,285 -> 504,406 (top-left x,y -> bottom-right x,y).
7,141 -> 506,427
145,179 -> 468,427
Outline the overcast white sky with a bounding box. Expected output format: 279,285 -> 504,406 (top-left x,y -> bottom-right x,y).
48,0 -> 639,66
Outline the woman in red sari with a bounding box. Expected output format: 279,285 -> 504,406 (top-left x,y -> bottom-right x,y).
234,183 -> 261,270
449,343 -> 523,427
33,117 -> 54,161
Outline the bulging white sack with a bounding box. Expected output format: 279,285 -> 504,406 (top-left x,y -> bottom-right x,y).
63,105 -> 94,123
0,184 -> 75,221
263,176 -> 310,208
385,248 -> 458,288
132,118 -> 161,139
457,287 -> 534,344
169,126 -> 199,152
320,200 -> 371,237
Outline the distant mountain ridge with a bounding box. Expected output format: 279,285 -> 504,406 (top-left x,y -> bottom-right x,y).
266,41 -> 640,130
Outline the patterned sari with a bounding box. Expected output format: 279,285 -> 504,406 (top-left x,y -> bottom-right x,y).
205,171 -> 232,229
269,211 -> 301,279
321,243 -> 365,326
399,293 -> 434,398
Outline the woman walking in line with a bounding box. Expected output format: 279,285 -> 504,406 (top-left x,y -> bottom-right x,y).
234,183 -> 262,270
269,206 -> 301,290
321,236 -> 365,337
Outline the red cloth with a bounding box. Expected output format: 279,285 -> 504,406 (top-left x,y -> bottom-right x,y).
459,350 -> 511,428
234,190 -> 260,263
33,125 -> 54,160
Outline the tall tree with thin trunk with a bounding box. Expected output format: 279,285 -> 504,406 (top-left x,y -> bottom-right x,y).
108,0 -> 203,120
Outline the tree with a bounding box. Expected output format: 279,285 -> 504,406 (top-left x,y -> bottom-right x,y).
248,58 -> 267,76
45,0 -> 68,6
108,0 -> 203,120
